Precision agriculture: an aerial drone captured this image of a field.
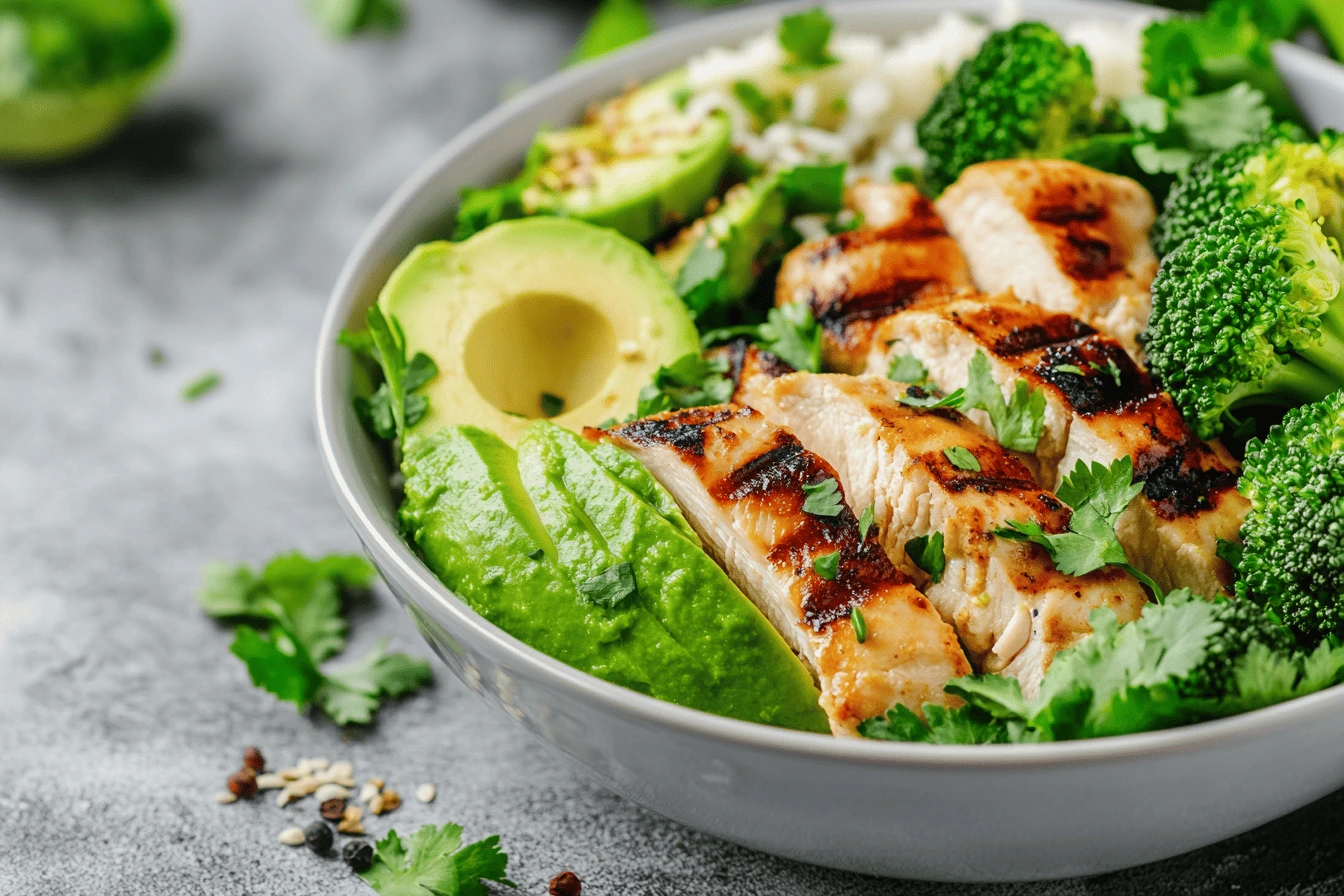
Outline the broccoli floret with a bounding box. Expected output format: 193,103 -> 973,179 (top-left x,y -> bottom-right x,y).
1153,127 -> 1344,257
1235,390 -> 1344,643
1174,591 -> 1296,698
916,22 -> 1097,195
1143,203 -> 1344,439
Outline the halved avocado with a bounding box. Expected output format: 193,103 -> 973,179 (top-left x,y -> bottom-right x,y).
378,217 -> 698,443
521,72 -> 733,243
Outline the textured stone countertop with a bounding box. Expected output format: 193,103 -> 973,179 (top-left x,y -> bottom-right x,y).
3,1 -> 1343,892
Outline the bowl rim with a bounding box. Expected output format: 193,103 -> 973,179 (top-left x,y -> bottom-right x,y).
315,0 -> 1344,770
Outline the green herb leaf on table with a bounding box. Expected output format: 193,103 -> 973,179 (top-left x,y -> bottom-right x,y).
576,562 -> 639,608
701,302 -> 823,373
198,553 -> 375,662
887,353 -> 928,385
305,0 -> 405,39
777,6 -> 839,73
182,371 -> 222,401
635,352 -> 734,418
801,477 -> 844,517
858,504 -> 875,540
905,532 -> 945,583
961,351 -> 1045,453
813,550 -> 840,580
359,823 -> 515,896
943,446 -> 980,472
569,0 -> 654,65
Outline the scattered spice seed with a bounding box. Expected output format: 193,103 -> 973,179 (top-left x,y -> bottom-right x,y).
337,805 -> 365,835
343,840 -> 375,873
278,827 -> 306,847
227,767 -> 258,799
304,821 -> 334,855
358,781 -> 380,804
416,783 -> 436,804
213,791 -> 237,805
320,798 -> 346,821
242,746 -> 266,772
313,783 -> 349,803
255,773 -> 286,790
550,871 -> 582,896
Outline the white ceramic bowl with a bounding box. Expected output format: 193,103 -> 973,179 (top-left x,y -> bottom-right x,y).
315,1 -> 1344,881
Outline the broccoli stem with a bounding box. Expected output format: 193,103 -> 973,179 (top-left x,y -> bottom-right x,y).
1228,356 -> 1343,415
1295,301 -> 1344,386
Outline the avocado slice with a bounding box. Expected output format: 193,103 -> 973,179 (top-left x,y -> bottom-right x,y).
655,174 -> 788,320
521,72 -> 733,243
378,217 -> 699,444
517,422 -> 829,733
401,423 -> 828,732
583,439 -> 700,546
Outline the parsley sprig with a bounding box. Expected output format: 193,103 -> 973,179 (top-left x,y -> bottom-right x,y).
701,302 -> 823,373
340,306 -> 440,448
961,351 -> 1045,453
359,823 -> 515,895
778,6 -> 839,73
995,456 -> 1162,598
635,352 -> 735,418
801,477 -> 844,516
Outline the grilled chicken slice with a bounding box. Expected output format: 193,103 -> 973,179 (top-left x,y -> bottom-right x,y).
776,182 -> 974,373
863,293 -> 1249,597
936,160 -> 1158,355
738,372 -> 1148,695
705,339 -> 797,405
599,405 -> 972,735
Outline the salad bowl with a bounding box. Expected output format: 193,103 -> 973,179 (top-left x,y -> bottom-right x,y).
316,0 -> 1344,881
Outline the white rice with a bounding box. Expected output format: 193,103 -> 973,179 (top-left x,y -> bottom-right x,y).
684,2 -> 1151,183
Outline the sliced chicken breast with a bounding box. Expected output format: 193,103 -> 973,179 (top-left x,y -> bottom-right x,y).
936,160 -> 1157,354
704,339 -> 797,406
775,182 -> 974,373
738,372 -> 1148,695
598,405 -> 971,735
864,293 -> 1249,597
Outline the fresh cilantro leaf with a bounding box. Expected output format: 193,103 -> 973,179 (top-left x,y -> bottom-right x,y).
568,0 -> 653,65
801,477 -> 844,516
1054,364 -> 1087,377
943,446 -> 980,472
905,532 -> 945,583
540,392 -> 565,418
635,352 -> 734,418
230,624 -> 322,708
961,351 -> 1045,453
887,353 -> 928,385
858,504 -> 875,540
198,553 -> 374,663
1096,358 -> 1123,388
343,306 -> 440,448
779,163 -> 846,214
675,237 -> 730,318
701,302 -> 823,372
452,142 -> 550,240
1170,82 -> 1273,152
182,371 -> 222,401
732,80 -> 791,130
896,385 -> 965,409
813,550 -> 840,580
359,823 -> 515,896
857,703 -> 1009,744
576,562 -> 638,608
850,606 -> 867,643
778,6 -> 838,72
305,0 -> 404,39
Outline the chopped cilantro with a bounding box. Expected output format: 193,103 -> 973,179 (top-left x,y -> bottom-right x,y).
359,823 -> 515,895
887,353 -> 928,385
340,306 -> 440,448
701,302 -> 823,372
961,351 -> 1045,453
858,504 -> 875,540
995,456 -> 1161,598
568,0 -> 653,65
943,446 -> 980,472
778,6 -> 839,72
1095,358 -> 1123,388
576,562 -> 638,608
635,352 -> 734,418
540,392 -> 565,418
674,237 -> 730,319
896,386 -> 965,409
527,547 -> 546,562
452,142 -> 549,240
779,163 -> 847,214
813,550 -> 840,580
732,80 -> 791,129
801,477 -> 844,517
1054,364 -> 1087,377
851,606 -> 867,643
182,371 -> 221,401
905,532 -> 945,583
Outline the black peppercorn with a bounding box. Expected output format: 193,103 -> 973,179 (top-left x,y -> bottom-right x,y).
304,821 -> 334,855
343,839 -> 375,872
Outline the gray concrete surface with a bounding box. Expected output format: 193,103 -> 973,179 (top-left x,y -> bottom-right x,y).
2,1 -> 1343,892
